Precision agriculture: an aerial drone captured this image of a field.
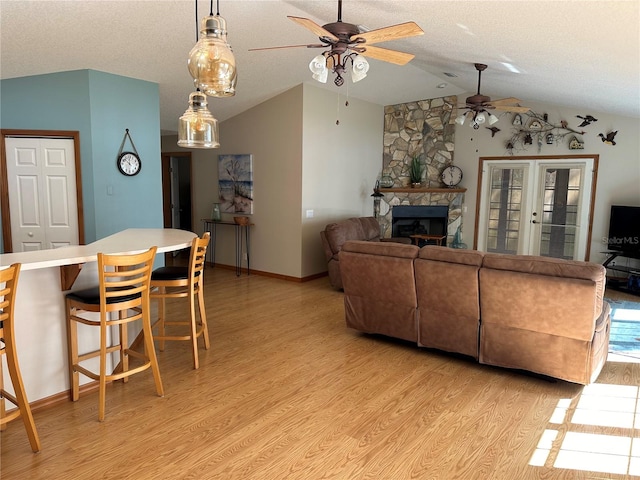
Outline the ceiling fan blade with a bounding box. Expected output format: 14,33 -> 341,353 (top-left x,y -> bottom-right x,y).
354,22 -> 424,45
488,97 -> 522,105
360,45 -> 415,65
288,16 -> 339,42
491,105 -> 531,113
249,44 -> 324,52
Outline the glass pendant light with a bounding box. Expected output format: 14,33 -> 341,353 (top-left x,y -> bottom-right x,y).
188,1 -> 237,97
178,90 -> 220,148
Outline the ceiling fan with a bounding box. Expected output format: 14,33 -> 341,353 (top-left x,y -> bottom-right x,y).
249,0 -> 424,86
457,63 -> 530,128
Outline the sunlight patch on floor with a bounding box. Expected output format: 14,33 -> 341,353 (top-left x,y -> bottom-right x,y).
529,383 -> 640,475
612,307 -> 640,322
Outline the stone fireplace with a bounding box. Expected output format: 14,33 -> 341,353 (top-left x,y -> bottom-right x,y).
377,95 -> 463,246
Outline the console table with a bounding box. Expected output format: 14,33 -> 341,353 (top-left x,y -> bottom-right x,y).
202,219 -> 253,276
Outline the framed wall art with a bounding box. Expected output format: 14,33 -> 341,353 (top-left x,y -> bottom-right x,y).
218,154 -> 253,214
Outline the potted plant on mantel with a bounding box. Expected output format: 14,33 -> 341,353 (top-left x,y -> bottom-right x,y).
409,156 -> 424,188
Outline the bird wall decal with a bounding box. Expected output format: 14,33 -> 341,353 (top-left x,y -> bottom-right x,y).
576,115 -> 598,127
598,131 -> 617,145
486,126 -> 501,137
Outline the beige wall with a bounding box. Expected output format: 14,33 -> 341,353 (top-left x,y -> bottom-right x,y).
453,97 -> 640,262
301,84 -> 384,277
163,83 -> 383,279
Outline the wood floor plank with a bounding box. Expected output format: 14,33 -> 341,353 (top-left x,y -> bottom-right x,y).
2,268 -> 639,479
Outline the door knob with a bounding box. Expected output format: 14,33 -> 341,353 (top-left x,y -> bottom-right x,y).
532,220 -> 538,224
28,232 -> 34,237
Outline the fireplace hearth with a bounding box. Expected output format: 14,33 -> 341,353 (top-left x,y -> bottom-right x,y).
392,205 -> 449,245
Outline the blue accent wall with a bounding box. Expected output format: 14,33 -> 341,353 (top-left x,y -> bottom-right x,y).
0,70 -> 162,252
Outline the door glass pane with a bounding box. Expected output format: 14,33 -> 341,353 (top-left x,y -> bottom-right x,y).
538,167 -> 582,259
486,167 -> 525,254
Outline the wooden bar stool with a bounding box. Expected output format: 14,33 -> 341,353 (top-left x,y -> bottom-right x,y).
150,232 -> 210,369
0,263 -> 41,452
65,247 -> 163,422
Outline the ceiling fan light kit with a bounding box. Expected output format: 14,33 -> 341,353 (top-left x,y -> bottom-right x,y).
179,0 -> 234,149
251,0 -> 423,88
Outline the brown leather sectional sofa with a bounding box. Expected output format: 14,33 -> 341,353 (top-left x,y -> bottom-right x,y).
339,240 -> 611,385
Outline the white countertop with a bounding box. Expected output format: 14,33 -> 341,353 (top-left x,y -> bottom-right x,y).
0,228 -> 196,270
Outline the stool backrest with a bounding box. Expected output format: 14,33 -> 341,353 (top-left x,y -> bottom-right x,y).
189,232 -> 210,292
98,246 -> 158,313
0,263 -> 21,340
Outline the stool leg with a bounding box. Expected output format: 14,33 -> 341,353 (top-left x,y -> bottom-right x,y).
157,288 -> 166,351
66,300 -> 80,402
98,316 -> 108,422
142,298 -> 164,397
4,330 -> 41,452
197,288 -> 210,350
189,292 -> 199,370
120,311 -> 129,384
0,357 -> 6,432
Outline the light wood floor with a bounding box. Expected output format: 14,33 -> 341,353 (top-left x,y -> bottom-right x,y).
2,268 -> 640,479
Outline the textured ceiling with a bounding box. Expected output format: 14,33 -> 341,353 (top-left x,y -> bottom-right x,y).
1,0 -> 638,134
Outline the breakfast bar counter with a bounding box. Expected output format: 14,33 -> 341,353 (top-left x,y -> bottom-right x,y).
0,228 -> 196,404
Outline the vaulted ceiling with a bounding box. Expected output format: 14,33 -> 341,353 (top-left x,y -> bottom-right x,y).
2,1 -> 638,134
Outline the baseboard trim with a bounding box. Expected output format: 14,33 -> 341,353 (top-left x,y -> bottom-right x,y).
206,262 -> 328,283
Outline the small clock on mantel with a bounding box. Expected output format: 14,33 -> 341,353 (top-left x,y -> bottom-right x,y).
441,165 -> 463,188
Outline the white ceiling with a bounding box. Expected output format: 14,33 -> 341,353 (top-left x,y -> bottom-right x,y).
1,0 -> 639,134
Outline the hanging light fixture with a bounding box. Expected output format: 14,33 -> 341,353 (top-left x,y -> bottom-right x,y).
309,52 -> 369,87
456,110 -> 500,129
178,90 -> 220,148
188,0 -> 237,97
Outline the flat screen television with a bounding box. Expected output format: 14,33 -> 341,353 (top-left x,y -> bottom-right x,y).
607,205 -> 640,258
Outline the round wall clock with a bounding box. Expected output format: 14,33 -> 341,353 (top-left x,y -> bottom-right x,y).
117,151 -> 141,176
441,165 -> 463,187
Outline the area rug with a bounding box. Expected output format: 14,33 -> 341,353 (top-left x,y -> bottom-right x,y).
606,297 -> 640,360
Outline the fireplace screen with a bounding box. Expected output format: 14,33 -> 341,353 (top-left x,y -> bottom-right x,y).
392,205 -> 449,243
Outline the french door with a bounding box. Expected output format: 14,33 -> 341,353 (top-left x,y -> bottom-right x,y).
476,156 -> 598,260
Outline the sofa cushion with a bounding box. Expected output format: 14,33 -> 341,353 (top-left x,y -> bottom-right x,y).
482,252 -> 606,322
340,240 -> 420,342
415,247 -> 483,359
324,218 -> 366,256
341,239 -> 419,259
358,217 -> 381,241
418,245 -> 484,266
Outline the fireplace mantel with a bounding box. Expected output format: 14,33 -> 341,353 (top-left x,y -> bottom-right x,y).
380,187 -> 466,194
380,187 -> 467,193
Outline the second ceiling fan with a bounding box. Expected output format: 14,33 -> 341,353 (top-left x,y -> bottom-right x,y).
250,0 -> 424,86
457,63 -> 530,128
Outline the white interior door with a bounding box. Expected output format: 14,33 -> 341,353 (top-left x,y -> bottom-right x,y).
5,137 -> 79,251
477,157 -> 594,260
